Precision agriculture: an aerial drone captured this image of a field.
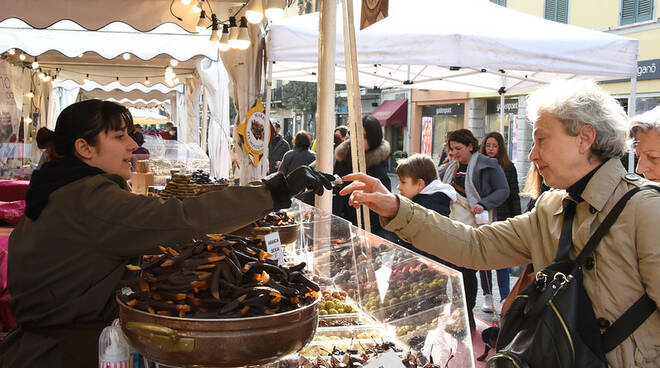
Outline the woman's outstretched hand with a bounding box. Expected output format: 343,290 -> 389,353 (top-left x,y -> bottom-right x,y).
339,173 -> 400,218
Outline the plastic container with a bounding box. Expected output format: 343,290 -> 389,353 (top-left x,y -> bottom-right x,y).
99,319 -> 132,368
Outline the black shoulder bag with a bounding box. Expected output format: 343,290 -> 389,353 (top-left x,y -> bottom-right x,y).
487,185 -> 659,368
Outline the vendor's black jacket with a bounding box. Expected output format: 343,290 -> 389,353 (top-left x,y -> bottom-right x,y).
0,160 -> 275,368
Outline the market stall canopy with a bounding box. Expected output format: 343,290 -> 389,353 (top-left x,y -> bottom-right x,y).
128,107 -> 169,125
269,0 -> 638,93
78,88 -> 175,107
53,80 -> 184,94
0,0 -> 237,33
372,99 -> 407,127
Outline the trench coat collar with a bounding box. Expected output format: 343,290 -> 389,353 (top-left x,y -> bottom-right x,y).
553,158 -> 624,216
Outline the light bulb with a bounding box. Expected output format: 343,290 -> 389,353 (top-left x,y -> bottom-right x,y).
24,117 -> 33,124
228,17 -> 240,49
19,54 -> 26,61
235,17 -> 251,50
31,59 -> 39,69
210,29 -> 219,42
8,48 -> 15,55
165,66 -> 174,74
218,26 -> 230,51
83,74 -> 90,84
173,77 -> 180,84
265,0 -> 284,21
144,77 -> 151,85
181,0 -> 191,4
246,0 -> 264,24
43,74 -> 51,82
122,53 -> 131,60
38,71 -> 45,79
25,91 -> 34,98
196,10 -> 207,33
169,59 -> 178,67
192,1 -> 201,13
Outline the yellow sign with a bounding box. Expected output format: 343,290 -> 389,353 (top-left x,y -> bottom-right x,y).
237,98 -> 269,166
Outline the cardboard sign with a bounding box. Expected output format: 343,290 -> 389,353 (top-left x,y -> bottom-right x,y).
360,0 -> 388,30
264,231 -> 285,265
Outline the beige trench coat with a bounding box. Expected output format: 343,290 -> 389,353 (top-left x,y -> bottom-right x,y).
382,159 -> 660,367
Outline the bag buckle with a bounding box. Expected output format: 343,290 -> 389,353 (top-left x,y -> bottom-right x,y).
535,271 -> 548,290
553,272 -> 568,286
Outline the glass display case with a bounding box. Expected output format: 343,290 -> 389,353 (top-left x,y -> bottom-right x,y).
141,135 -> 210,183
272,199 -> 475,368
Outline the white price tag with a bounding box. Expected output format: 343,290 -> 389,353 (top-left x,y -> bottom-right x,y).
374,265 -> 392,303
264,232 -> 285,265
363,350 -> 406,368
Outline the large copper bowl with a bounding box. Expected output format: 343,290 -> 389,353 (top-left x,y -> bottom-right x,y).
118,297 -> 319,367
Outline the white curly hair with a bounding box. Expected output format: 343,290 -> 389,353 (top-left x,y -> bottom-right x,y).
526,79 -> 629,159
630,106 -> 660,147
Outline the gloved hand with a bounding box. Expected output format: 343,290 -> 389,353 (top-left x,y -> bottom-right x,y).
262,166 -> 335,209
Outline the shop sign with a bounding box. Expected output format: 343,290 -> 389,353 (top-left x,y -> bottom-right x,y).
421,116 -> 433,155
434,104 -> 462,116
237,98 -> 270,166
263,232 -> 285,265
487,98 -> 519,115
637,59 -> 660,81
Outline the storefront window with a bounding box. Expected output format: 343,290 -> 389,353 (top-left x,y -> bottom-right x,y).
485,99 -> 519,159
421,104 -> 464,163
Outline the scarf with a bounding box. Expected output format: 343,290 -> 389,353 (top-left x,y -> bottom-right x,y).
441,152 -> 482,208
25,157 -> 105,221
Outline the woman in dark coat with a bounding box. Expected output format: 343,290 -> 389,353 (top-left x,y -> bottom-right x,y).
333,116 -> 391,236
278,130 -> 315,176
0,100 -> 334,368
478,131 -> 521,312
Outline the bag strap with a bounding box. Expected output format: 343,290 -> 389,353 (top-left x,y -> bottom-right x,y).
553,200 -> 576,262
575,185 -> 660,264
603,294 -> 657,353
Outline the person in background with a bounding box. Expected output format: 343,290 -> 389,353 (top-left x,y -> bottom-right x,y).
169,126 -> 177,141
279,131 -> 315,176
334,126 -> 349,148
478,131 -> 521,313
437,128 -> 509,330
128,131 -> 150,171
333,116 -> 391,236
284,131 -> 293,147
268,122 -> 290,174
0,100 -> 334,368
629,106 -> 660,182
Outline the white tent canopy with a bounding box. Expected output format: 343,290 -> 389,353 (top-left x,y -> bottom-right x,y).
53,80 -> 184,94
269,0 -> 638,93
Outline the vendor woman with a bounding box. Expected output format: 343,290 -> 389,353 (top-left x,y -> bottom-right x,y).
0,100 -> 334,368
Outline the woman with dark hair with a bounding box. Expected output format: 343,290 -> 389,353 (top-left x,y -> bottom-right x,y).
478,132 -> 521,312
439,128 -> 509,330
333,116 -> 391,235
279,130 -> 315,176
0,100 -> 334,368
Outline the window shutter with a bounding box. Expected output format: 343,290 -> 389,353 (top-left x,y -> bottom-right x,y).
545,0 -> 557,20
557,0 -> 569,23
621,0 -> 637,25
637,0 -> 653,22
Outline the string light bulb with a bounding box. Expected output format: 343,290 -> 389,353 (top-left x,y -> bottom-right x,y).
144,76 -> 151,86
122,53 -> 131,60
209,14 -> 220,43
218,25 -> 230,52
265,0 -> 284,21
169,59 -> 178,67
181,0 -> 191,4
25,91 -> 34,98
19,54 -> 26,61
43,74 -> 51,82
24,117 -> 33,124
173,77 -> 180,84
31,58 -> 39,69
228,17 -> 240,49
38,70 -> 45,79
192,1 -> 202,13
196,10 -> 207,32
235,17 -> 251,50
246,0 -> 265,24
83,74 -> 90,84
8,48 -> 15,55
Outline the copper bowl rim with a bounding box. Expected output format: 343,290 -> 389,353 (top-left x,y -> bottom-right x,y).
116,295 -> 319,323
270,223 -> 299,230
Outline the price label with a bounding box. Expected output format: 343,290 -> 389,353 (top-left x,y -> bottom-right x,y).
374,265 -> 392,303
363,350 -> 406,368
264,231 -> 285,265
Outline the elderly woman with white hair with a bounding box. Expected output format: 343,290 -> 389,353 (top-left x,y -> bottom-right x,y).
340,80 -> 660,367
630,106 -> 660,181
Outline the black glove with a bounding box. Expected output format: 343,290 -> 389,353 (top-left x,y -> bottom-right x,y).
262,166 -> 335,210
